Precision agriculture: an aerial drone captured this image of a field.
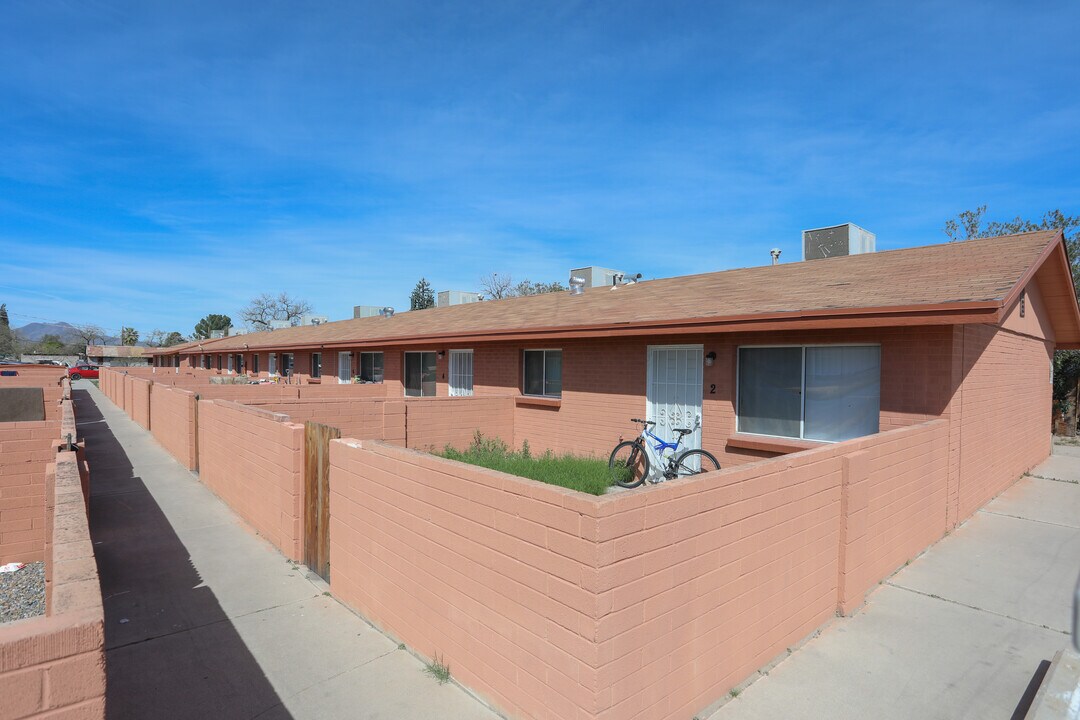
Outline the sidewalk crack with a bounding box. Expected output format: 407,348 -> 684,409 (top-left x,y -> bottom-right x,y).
885,582 -> 1069,635
978,508 -> 1080,530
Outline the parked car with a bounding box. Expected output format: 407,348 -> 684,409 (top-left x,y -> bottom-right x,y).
68,364 -> 100,380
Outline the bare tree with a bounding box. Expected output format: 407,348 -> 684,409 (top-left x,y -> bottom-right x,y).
479,273 -> 514,300
479,273 -> 565,300
241,292 -> 313,331
72,324 -> 106,348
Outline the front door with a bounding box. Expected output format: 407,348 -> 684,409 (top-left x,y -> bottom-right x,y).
646,345 -> 704,464
338,352 -> 352,384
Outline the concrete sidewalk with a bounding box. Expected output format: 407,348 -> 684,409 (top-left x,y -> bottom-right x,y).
77,381 -> 499,720
709,446 -> 1080,720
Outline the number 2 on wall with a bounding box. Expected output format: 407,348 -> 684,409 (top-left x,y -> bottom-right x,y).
709,384 -> 716,394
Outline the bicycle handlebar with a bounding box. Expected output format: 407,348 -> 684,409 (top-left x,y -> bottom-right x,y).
630,418 -> 655,426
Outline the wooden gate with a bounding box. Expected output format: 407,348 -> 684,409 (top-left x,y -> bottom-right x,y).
304,421 -> 339,582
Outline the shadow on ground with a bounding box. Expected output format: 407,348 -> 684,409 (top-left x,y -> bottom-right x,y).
76,389 -> 294,720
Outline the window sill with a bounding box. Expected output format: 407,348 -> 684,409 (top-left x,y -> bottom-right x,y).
515,395 -> 561,409
726,434 -> 826,455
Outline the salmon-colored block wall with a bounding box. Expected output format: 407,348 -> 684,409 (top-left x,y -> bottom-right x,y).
328,440 -> 609,720
196,400 -> 305,560
149,384 -> 198,470
954,325 -> 1052,522
129,377 -> 152,430
0,416 -> 106,720
402,396 -> 515,451
327,408 -> 1012,720
0,421 -> 59,564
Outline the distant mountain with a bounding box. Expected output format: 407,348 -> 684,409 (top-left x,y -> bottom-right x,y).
13,322 -> 119,345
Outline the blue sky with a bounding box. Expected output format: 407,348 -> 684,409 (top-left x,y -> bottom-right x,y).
2,1 -> 1078,338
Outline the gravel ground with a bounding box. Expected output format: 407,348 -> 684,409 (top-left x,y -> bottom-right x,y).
0,562 -> 46,623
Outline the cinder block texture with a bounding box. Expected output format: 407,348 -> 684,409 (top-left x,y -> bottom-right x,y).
196,399 -> 305,560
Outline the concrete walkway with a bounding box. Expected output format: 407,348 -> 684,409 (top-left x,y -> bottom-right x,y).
709,446 -> 1080,720
76,381 -> 499,720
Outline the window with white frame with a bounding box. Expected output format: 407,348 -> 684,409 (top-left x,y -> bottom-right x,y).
203,355 -> 211,370
269,353 -> 277,376
359,352 -> 384,383
281,353 -> 294,377
404,352 -> 436,397
449,350 -> 474,396
235,354 -> 244,373
311,352 -> 321,379
337,352 -> 352,384
523,349 -> 561,398
737,345 -> 880,442
227,354 -> 234,373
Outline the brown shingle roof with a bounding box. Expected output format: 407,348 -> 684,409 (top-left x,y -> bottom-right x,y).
181,230 -> 1078,352
86,345 -> 148,358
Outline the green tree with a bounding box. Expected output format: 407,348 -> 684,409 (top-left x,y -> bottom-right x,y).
162,331 -> 186,347
410,278 -> 435,310
0,303 -> 16,358
120,326 -> 139,346
944,206 -> 1080,434
193,314 -> 232,340
35,334 -> 66,354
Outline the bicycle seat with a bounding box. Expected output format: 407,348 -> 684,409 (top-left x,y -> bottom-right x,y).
673,428 -> 692,435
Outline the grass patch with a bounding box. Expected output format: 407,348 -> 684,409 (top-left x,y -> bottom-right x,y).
423,653 -> 451,684
438,433 -> 612,496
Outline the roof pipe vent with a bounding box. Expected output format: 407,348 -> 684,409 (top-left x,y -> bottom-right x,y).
568,276 -> 586,295
770,248 -> 782,265
380,307 -> 395,318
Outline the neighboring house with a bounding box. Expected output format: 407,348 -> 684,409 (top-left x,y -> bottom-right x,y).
148,231 -> 1080,478
85,345 -> 152,367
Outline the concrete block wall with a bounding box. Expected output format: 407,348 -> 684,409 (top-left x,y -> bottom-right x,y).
0,410 -> 106,720
403,396 -> 516,452
245,398 -> 390,440
954,326 -> 1053,522
328,439 -> 607,720
197,399 -> 305,560
835,420 -> 949,613
0,420 -> 59,564
327,417 -> 966,720
149,384 -> 198,470
129,377 -> 152,430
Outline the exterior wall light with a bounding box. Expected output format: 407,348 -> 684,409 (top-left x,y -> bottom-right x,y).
705,351 -> 717,367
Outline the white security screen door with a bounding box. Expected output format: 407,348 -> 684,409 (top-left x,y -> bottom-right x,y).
338,352 -> 352,384
646,345 -> 704,459
449,350 -> 474,396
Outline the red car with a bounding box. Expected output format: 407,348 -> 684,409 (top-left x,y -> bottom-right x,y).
68,364 -> 100,380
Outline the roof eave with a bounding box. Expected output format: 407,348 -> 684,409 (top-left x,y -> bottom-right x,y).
176,301 -> 1004,353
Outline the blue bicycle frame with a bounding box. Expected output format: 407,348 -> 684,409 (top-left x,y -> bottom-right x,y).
644,427 -> 681,457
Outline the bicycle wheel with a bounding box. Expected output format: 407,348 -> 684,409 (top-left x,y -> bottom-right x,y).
670,449 -> 720,478
609,441 -> 650,489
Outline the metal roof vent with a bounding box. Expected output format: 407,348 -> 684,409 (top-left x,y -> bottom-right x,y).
770,248 -> 782,265
380,307 -> 395,317
568,276 -> 586,295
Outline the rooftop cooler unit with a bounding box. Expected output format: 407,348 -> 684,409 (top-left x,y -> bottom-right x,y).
570,266 -> 629,288
437,290 -> 481,308
802,223 -> 876,261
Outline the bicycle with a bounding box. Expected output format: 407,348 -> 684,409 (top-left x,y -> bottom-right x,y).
609,418 -> 721,489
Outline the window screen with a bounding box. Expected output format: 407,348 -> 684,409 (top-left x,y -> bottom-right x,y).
405,352 -> 436,396
737,347 -> 802,438
737,345 -> 880,442
359,352 -> 384,383
523,350 -> 561,397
